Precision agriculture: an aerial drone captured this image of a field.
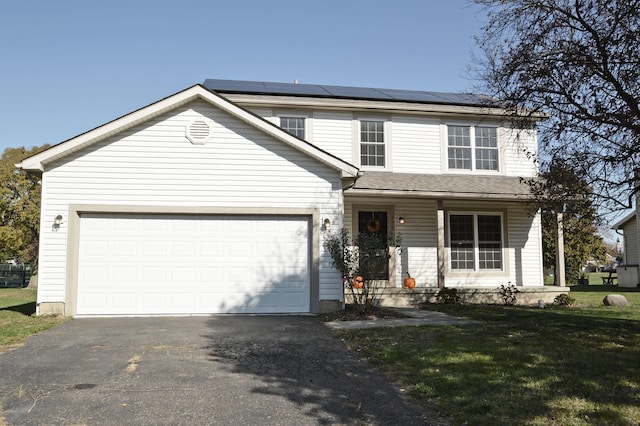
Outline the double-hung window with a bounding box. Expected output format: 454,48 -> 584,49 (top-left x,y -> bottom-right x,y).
449,213 -> 503,271
280,116 -> 305,139
447,125 -> 498,171
360,120 -> 385,167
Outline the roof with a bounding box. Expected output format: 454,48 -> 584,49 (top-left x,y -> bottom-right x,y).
612,211 -> 637,230
348,172 -> 533,201
17,85 -> 359,178
203,79 -> 495,108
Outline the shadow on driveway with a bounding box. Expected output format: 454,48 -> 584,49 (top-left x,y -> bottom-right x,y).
0,316 -> 436,425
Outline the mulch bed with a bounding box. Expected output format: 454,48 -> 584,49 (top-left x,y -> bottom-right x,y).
316,304 -> 409,322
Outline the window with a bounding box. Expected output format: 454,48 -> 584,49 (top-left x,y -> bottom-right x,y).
280,116 -> 305,139
447,125 -> 498,171
449,214 -> 503,271
360,120 -> 385,167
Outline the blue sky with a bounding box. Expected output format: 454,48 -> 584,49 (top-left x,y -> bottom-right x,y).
0,0 -> 485,152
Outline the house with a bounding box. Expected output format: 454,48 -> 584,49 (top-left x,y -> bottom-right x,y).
18,79 -> 567,317
612,210 -> 640,287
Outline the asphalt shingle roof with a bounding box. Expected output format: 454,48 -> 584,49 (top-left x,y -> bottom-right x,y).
350,172 -> 532,200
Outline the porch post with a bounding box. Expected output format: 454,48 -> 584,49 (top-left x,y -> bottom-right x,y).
437,200 -> 446,288
555,211 -> 566,287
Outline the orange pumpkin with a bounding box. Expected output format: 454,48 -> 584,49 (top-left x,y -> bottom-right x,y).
403,272 -> 416,289
353,276 -> 365,289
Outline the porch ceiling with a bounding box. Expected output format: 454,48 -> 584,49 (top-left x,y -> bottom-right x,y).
347,171 -> 533,201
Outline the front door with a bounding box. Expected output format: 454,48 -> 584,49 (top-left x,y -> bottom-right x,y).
357,210 -> 389,280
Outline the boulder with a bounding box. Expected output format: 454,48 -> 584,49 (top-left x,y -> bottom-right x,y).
603,294 -> 629,307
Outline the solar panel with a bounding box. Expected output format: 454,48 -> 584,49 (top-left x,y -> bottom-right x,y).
202,79 -> 491,107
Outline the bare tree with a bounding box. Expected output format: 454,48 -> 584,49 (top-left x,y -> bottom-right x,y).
473,0 -> 640,213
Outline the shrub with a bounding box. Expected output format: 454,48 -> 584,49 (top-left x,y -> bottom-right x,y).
498,283 -> 519,306
324,227 -> 401,314
436,287 -> 461,304
554,293 -> 575,307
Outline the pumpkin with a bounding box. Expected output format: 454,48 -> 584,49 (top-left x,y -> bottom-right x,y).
353,276 -> 365,289
403,272 -> 416,289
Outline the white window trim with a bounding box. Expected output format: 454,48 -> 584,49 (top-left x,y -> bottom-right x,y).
276,112 -> 312,142
354,116 -> 392,171
442,123 -> 502,174
446,211 -> 506,273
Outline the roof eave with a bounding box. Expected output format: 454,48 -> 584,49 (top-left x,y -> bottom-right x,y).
218,93 -> 527,119
17,85 -> 359,178
345,188 -> 530,201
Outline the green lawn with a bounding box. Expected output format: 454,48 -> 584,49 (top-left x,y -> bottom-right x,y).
336,285 -> 640,425
0,288 -> 65,352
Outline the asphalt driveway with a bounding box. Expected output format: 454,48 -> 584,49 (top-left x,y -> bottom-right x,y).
0,316 -> 433,425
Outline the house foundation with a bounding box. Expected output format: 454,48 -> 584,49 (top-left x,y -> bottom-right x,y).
346,286 -> 571,307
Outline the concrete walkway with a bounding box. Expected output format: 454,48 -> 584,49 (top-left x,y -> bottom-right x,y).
324,307 -> 481,330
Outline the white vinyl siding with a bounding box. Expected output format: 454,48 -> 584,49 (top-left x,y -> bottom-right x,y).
502,127 -> 538,177
312,111 -> 354,162
445,201 -> 543,287
622,218 -> 639,265
37,100 -> 345,305
391,116 -> 441,173
344,197 -> 542,288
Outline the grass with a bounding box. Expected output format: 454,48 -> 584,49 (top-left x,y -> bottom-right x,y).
0,288 -> 65,352
336,284 -> 640,425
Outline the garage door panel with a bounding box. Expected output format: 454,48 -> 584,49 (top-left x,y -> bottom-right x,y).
77,214 -> 310,315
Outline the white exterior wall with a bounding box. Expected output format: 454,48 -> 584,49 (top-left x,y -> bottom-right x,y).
502,127 -> 538,177
443,201 -> 543,287
312,111 -> 354,163
343,197 -> 543,288
37,100 -> 344,305
391,116 -> 441,173
622,217 -> 639,265
246,106 -> 538,178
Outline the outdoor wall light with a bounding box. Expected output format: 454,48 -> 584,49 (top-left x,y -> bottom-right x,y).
52,215 -> 63,232
398,217 -> 406,225
323,218 -> 331,231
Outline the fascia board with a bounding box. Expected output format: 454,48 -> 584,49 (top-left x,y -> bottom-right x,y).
612,211 -> 637,229
17,86 -> 204,172
17,85 -> 359,178
220,94 -> 549,121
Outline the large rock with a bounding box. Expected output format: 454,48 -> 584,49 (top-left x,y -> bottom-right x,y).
603,294 -> 629,307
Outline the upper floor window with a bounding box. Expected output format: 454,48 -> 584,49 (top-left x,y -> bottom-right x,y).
280,116 -> 305,139
360,120 -> 385,167
447,125 -> 498,171
449,213 -> 503,271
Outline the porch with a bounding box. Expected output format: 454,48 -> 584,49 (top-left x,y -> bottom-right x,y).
345,286 -> 571,307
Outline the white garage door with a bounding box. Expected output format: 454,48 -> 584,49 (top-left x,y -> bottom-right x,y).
76,214 -> 310,315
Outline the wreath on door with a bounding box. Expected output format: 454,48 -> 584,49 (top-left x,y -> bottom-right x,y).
366,219 -> 381,233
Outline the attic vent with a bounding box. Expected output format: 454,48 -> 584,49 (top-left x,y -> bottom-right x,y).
186,120 -> 211,144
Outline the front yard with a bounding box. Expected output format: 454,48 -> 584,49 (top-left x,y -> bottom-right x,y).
337,284 -> 640,425
3,284 -> 640,424
0,289 -> 65,353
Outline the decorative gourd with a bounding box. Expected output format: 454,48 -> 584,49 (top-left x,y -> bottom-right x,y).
353,276 -> 365,289
403,272 -> 416,289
